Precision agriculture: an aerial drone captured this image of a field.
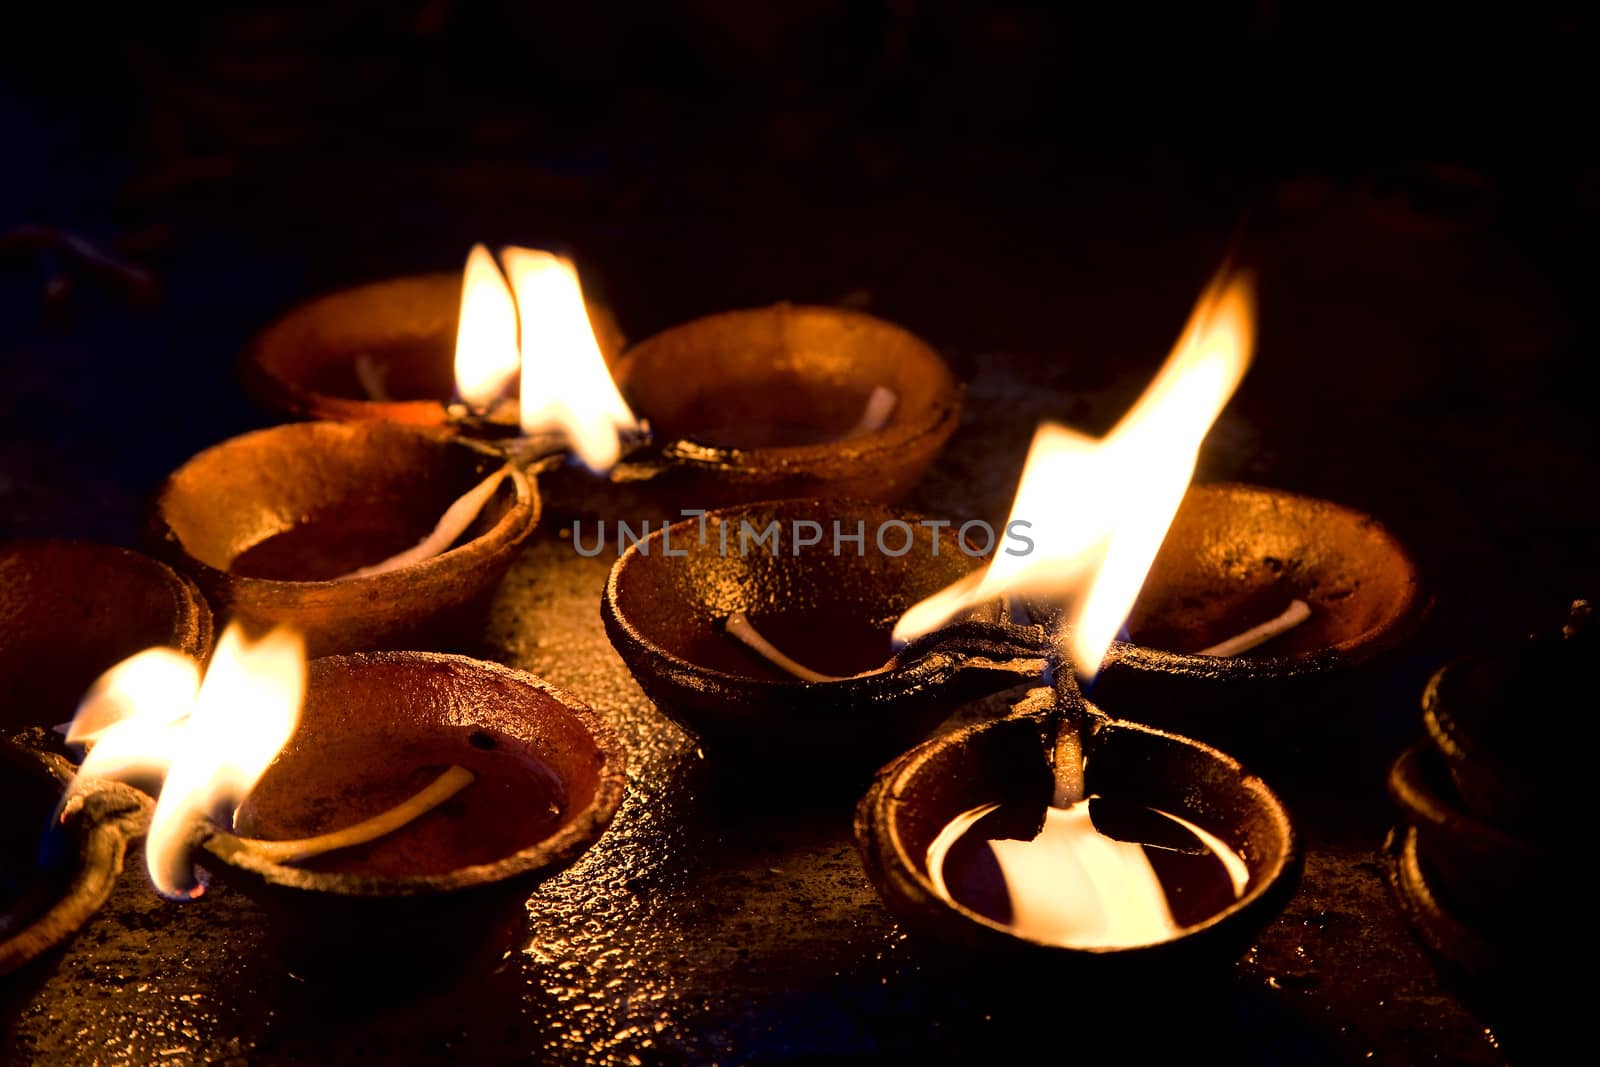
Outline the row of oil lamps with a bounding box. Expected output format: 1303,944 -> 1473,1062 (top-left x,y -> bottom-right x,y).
2,248 -> 1427,981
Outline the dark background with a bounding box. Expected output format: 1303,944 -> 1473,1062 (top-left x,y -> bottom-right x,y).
3,4 -> 1596,1064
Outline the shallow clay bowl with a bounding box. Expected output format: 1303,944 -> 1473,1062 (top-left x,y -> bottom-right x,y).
242,271 -> 625,427
611,304 -> 962,506
602,499 -> 1044,765
1387,742 -> 1552,925
0,739 -> 149,977
147,421 -> 539,657
1082,483 -> 1426,733
855,711 -> 1300,978
1420,640 -> 1580,840
199,652 -> 626,962
0,541 -> 213,734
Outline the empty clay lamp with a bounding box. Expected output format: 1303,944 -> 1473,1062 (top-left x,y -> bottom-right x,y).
148,420 -> 538,657
603,498 -> 1047,764
48,634 -> 625,966
242,254 -> 625,429
609,304 -> 962,506
1385,601 -> 1589,981
0,540 -> 213,734
854,687 -> 1300,975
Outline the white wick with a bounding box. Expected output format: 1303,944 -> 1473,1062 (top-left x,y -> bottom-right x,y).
841,386 -> 898,440
232,765 -> 475,865
723,610 -> 890,684
354,353 -> 392,403
1198,599 -> 1312,657
338,467 -> 511,580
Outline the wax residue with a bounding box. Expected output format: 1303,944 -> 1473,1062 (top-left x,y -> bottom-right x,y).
927,797 -> 1249,949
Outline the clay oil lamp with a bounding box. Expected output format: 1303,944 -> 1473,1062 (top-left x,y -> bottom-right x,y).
1385,601 -> 1588,981
1086,481 -> 1426,732
0,540 -> 212,735
855,685 -> 1300,979
607,303 -> 963,507
147,420 -> 539,657
895,270 -> 1423,746
241,246 -> 625,430
54,624 -> 625,966
0,738 -> 149,976
602,498 -> 1048,768
854,270 -> 1301,971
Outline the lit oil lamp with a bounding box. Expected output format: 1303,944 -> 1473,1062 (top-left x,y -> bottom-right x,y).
895,272 -> 1425,742
29,624 -> 624,967
852,270 -> 1306,962
0,540 -> 212,735
241,249 -> 626,430
148,420 -> 539,657
250,245 -> 960,507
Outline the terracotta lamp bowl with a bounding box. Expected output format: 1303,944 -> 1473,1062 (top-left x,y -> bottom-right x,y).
0,740 -> 148,977
603,499 -> 1042,767
855,710 -> 1300,978
200,652 -> 626,963
1077,483 -> 1426,734
0,541 -> 213,735
148,421 -> 539,657
611,304 -> 962,506
242,271 -> 624,427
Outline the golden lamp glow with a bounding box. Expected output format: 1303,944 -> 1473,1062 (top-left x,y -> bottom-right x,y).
451,244 -> 640,472
893,271 -> 1256,679
69,623 -> 307,899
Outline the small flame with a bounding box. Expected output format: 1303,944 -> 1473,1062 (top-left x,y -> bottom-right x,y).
453,244 -> 522,411
894,272 -> 1255,679
450,244 -> 640,472
502,247 -> 640,472
68,624 -> 306,899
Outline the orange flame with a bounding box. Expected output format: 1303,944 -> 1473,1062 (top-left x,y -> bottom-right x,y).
451,245 -> 640,472
894,272 -> 1255,678
69,624 -> 306,899
453,243 -> 521,411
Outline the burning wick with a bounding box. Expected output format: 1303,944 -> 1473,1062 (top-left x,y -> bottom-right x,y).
337,467 -> 510,580
225,765 -> 475,865
722,611 -> 891,683
840,386 -> 898,441
1198,599 -> 1311,657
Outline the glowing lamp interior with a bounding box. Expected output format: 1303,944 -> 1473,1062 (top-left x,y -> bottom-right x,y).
451,244 -> 640,472
68,624 -> 307,899
893,272 -> 1256,678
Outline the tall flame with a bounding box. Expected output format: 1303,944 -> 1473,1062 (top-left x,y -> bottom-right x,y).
893,272 -> 1255,679
450,244 -> 640,472
69,624 -> 306,899
502,247 -> 640,472
453,243 -> 522,411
